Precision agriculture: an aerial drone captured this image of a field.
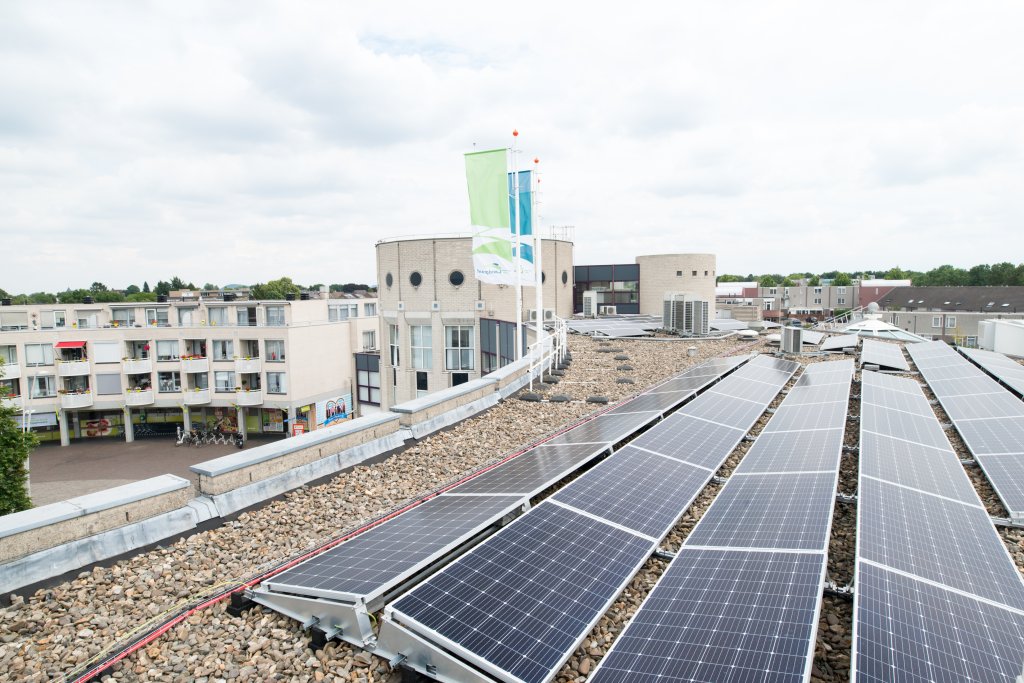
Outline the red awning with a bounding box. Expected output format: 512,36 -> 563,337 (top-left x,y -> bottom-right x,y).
54,341 -> 87,349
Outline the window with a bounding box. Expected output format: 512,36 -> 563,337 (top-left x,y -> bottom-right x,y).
156,340 -> 180,362
178,307 -> 196,327
763,301 -> 774,311
704,270 -> 708,276
0,345 -> 15,365
932,316 -> 942,328
111,309 -> 135,326
966,336 -> 978,347
445,325 -> 475,370
158,371 -> 181,392
236,307 -> 257,327
813,298 -> 822,305
451,372 -> 469,386
411,325 -> 432,369
144,308 -> 169,326
365,303 -> 378,317
212,340 -> 233,361
207,307 -> 229,326
838,287 -> 847,294
676,271 -> 682,277
329,304 -> 349,321
25,343 -> 54,366
214,371 -> 236,392
92,341 -> 120,364
266,306 -> 285,326
562,270 -> 568,285
449,271 -> 464,287
189,373 -> 209,390
267,372 -> 287,393
0,379 -> 18,398
265,340 -> 285,362
692,270 -> 697,277
362,330 -> 376,350
892,315 -> 900,325
77,310 -> 99,328
768,288 -> 777,295
410,271 -> 423,287
385,273 -> 394,288
946,316 -> 957,329
30,375 -> 57,398
39,310 -> 66,329
95,374 -> 122,395
389,325 -> 399,367
355,354 -> 381,405
416,371 -> 428,397
837,297 -> 846,305
814,287 -> 822,294
480,319 -> 498,374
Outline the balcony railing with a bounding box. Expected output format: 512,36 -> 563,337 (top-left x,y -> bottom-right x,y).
122,358 -> 153,374
60,391 -> 94,409
234,390 -> 263,407
181,357 -> 209,373
125,389 -> 155,406
57,359 -> 91,377
183,388 -> 211,405
234,357 -> 261,374
2,365 -> 20,379
0,395 -> 20,410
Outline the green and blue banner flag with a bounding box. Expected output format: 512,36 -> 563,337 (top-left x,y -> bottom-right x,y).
466,149 -> 535,285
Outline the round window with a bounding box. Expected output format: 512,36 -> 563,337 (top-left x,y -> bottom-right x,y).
561,270 -> 568,285
410,271 -> 423,287
385,272 -> 393,288
449,270 -> 465,287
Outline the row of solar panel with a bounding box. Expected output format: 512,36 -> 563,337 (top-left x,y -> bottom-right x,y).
962,346 -> 1024,397
263,355 -> 748,608
386,355 -> 800,683
591,360 -> 854,682
853,370 -> 1024,682
860,338 -> 910,371
907,341 -> 1024,518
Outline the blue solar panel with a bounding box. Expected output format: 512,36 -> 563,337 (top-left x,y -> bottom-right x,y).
859,431 -> 978,505
737,429 -> 845,473
449,442 -> 610,496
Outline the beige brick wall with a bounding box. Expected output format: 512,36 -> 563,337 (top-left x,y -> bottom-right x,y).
636,254 -> 717,318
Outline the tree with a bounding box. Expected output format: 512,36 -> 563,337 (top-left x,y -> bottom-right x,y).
884,266 -> 909,280
93,290 -> 125,303
154,281 -> 171,297
125,292 -> 157,302
990,262 -> 1018,286
142,281 -> 151,293
0,359 -> 36,514
250,277 -> 302,300
0,287 -> 9,299
716,274 -> 744,283
202,283 -> 218,291
125,284 -> 140,295
808,275 -> 821,286
758,275 -> 778,287
57,288 -> 90,303
169,276 -> 189,291
781,277 -> 796,287
90,282 -> 109,293
832,272 -> 853,286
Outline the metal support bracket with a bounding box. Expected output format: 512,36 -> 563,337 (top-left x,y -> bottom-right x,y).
960,458 -> 977,466
742,435 -> 756,442
823,580 -> 854,599
712,475 -> 729,485
992,517 -> 1024,530
836,492 -> 857,504
842,445 -> 859,454
652,549 -> 677,562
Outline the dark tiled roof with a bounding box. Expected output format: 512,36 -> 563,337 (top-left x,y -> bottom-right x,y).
880,287 -> 1024,312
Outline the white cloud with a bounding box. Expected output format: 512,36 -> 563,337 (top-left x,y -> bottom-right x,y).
2,0 -> 1024,292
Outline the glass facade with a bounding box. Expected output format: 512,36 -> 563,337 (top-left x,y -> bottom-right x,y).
573,264 -> 641,314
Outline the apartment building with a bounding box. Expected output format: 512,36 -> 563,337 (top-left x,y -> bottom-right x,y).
573,254 -> 718,317
375,236 -> 574,409
878,286 -> 1024,346
0,294 -> 379,445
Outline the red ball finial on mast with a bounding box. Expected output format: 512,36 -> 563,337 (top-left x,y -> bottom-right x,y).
534,157 -> 539,164
512,129 -> 519,137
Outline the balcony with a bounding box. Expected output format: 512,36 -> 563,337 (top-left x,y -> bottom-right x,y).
123,358 -> 152,374
0,395 -> 20,410
2,365 -> 20,380
183,388 -> 211,405
61,391 -> 94,409
125,389 -> 155,406
57,360 -> 91,377
181,357 -> 209,373
234,389 -> 263,407
234,357 -> 261,374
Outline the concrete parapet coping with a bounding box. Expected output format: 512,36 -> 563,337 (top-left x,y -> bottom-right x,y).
390,377 -> 498,414
189,413 -> 399,477
0,474 -> 191,539
486,355 -> 533,382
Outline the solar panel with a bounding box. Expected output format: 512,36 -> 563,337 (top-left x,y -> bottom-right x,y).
382,355 -> 799,682
543,410 -> 661,446
859,402 -> 952,450
591,549 -> 824,683
677,391 -> 770,429
589,360 -> 852,682
820,333 -> 859,351
860,339 -> 910,371
766,401 -> 848,432
390,502 -> 654,683
961,347 -> 1024,396
448,442 -> 611,496
853,366 -> 1024,681
265,494 -> 525,602
709,319 -> 748,331
593,326 -> 654,337
629,414 -> 746,469
801,330 -> 825,345
907,340 -> 1024,520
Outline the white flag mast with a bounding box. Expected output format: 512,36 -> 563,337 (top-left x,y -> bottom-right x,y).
533,156 -> 545,358
511,129 -> 522,360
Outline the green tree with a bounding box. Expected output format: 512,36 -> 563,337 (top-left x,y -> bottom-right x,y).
808,275 -> 821,286
884,266 -> 909,280
57,288 -> 90,303
832,272 -> 853,286
126,292 -> 157,302
715,274 -> 744,283
142,281 -> 151,293
990,262 -> 1018,286
27,292 -> 56,304
250,277 -> 302,300
0,287 -> 9,299
759,275 -> 778,287
202,283 -> 218,291
169,276 -> 190,291
154,281 -> 171,297
0,359 -> 36,514
781,277 -> 796,287
125,284 -> 141,295
93,290 -> 125,303
90,282 -> 109,293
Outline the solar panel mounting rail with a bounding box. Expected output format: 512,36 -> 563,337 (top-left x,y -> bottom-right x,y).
247,355 -> 749,653
376,355 -> 799,683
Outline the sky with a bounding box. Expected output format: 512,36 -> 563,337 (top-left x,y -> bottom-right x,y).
2,1 -> 1024,293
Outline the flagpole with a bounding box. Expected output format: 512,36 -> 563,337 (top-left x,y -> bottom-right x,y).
533,157 -> 545,360
512,129 -> 522,361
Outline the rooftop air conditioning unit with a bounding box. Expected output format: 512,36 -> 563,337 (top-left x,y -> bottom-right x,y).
528,309 -> 556,321
582,291 -> 598,318
599,305 -> 617,315
663,293 -> 709,335
781,326 -> 803,353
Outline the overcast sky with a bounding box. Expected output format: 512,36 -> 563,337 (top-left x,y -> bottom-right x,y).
3,1 -> 1023,292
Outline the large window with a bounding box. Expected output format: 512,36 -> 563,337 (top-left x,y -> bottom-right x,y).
157,371 -> 181,392
445,325 -> 475,371
266,306 -> 286,326
265,340 -> 285,362
214,371 -> 236,392
92,341 -> 121,364
25,343 -> 54,366
416,371 -> 428,397
356,353 -> 381,405
364,302 -> 377,316
0,379 -> 19,398
388,324 -> 399,367
95,374 -> 122,395
267,372 -> 287,393
112,308 -> 135,326
76,310 -> 99,328
212,340 -> 233,361
932,316 -> 942,328
207,307 -> 229,326
39,310 -> 66,329
144,308 -> 169,326
946,316 -> 957,329
362,330 -> 376,350
480,320 -> 498,374
156,340 -> 180,361
30,375 -> 57,398
0,345 -> 16,365
178,307 -> 197,327
411,325 -> 432,369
